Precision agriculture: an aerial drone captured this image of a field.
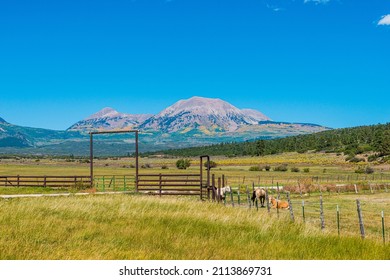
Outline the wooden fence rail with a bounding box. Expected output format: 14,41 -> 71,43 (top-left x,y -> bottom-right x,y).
0,175 -> 91,188
137,173 -> 203,196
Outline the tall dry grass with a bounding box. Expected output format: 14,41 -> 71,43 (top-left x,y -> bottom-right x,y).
0,194 -> 389,260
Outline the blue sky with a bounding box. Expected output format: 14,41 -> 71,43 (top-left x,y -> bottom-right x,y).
0,0 -> 389,130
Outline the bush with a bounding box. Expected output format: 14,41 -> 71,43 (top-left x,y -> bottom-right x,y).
204,160 -> 217,170
368,154 -> 379,162
290,167 -> 300,172
347,156 -> 365,163
274,164 -> 288,172
176,159 -> 191,169
355,167 -> 365,174
365,166 -> 375,174
161,165 -> 169,169
303,168 -> 310,173
249,166 -> 261,171
264,165 -> 271,171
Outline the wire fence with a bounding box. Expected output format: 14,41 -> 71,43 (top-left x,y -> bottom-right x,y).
213,185 -> 390,244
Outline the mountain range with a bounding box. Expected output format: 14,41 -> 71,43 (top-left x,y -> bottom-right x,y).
68,97 -> 271,133
0,96 -> 330,156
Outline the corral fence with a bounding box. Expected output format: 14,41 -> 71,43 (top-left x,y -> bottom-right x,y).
210,176 -> 390,243
134,155 -> 211,199
94,175 -> 135,192
0,175 -> 91,188
223,174 -> 390,187
137,173 -> 206,196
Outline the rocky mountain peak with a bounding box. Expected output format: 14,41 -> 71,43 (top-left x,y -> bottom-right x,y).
85,107 -> 121,120
140,96 -> 270,133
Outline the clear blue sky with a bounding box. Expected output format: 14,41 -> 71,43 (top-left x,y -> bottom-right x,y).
1,0 -> 389,130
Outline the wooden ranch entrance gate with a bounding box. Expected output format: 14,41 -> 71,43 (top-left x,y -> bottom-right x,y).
89,130 -> 211,199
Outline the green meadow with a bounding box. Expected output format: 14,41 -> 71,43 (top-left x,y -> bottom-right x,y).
0,194 -> 389,260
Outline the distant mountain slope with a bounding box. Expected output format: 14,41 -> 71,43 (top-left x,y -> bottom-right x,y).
0,117 -> 8,124
139,96 -> 270,133
1,96 -> 331,155
145,123 -> 390,158
67,107 -> 152,131
0,121 -> 84,149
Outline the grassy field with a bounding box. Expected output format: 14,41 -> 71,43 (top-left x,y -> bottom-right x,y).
1,153 -> 390,260
1,193 -> 389,260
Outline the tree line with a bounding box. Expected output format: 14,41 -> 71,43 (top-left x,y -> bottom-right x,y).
145,123 -> 390,159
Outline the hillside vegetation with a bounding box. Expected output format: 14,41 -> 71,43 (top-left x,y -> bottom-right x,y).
147,123 -> 390,162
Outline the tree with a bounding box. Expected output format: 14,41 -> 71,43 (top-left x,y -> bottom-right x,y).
204,160 -> 217,170
176,159 -> 191,169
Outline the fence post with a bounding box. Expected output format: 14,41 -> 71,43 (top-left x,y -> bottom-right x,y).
298,181 -> 302,198
369,183 -> 373,194
320,195 -> 325,230
354,184 -> 358,194
382,210 -> 385,244
287,192 -> 294,222
237,188 -> 241,206
277,182 -> 280,200
43,176 -> 47,188
302,200 -> 305,223
230,189 -> 234,207
103,176 -> 105,192
246,186 -> 251,209
265,188 -> 270,213
17,175 -> 20,188
356,199 -> 365,239
123,176 -> 126,192
337,205 -> 340,237
159,174 -> 162,197
217,177 -> 221,203
212,174 -> 216,201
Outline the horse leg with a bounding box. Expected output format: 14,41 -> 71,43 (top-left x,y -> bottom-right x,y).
260,196 -> 265,207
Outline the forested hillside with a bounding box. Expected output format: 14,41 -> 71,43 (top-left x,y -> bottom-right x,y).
149,123 -> 390,160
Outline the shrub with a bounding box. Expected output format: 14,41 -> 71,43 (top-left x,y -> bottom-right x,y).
303,168 -> 310,173
368,154 -> 379,162
347,156 -> 365,163
161,165 -> 169,169
355,167 -> 365,174
204,161 -> 217,170
176,159 -> 191,169
365,166 -> 374,174
249,166 -> 261,171
290,167 -> 300,172
274,164 -> 288,172
264,165 -> 271,171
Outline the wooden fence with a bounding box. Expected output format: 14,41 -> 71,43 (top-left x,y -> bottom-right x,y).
0,175 -> 91,188
137,173 -> 205,196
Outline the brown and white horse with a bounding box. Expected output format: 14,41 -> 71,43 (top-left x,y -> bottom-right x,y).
251,187 -> 266,207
